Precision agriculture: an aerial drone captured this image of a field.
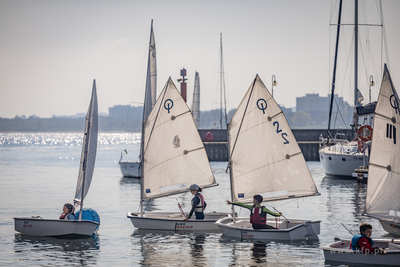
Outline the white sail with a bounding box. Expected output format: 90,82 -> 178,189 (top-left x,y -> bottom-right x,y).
191,71 -> 200,128
229,75 -> 318,203
143,19 -> 157,122
142,77 -> 217,199
75,80 -> 98,203
365,64 -> 400,224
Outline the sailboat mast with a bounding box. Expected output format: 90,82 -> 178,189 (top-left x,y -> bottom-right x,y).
220,33 -> 223,129
353,0 -> 359,137
140,120 -> 145,216
79,121 -> 90,221
327,0 -> 343,138
227,123 -> 236,221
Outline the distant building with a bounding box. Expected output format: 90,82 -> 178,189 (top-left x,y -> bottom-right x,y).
108,105 -> 142,119
296,93 -> 350,113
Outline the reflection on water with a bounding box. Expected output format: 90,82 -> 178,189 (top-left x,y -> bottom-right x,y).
14,234 -> 100,266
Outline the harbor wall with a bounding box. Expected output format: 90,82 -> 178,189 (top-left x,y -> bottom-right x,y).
200,129 -> 353,162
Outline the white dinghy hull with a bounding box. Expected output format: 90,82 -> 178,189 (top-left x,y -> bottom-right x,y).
322,238 -> 400,266
14,217 -> 99,237
380,220 -> 400,236
119,161 -> 140,178
215,216 -> 320,241
127,212 -> 230,232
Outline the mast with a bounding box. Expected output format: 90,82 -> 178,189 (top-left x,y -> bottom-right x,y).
79,121 -> 90,221
327,0 -> 343,138
219,33 -> 228,129
353,0 -> 359,137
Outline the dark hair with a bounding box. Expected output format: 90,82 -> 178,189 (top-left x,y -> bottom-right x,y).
253,194 -> 263,203
198,188 -> 202,192
359,222 -> 372,233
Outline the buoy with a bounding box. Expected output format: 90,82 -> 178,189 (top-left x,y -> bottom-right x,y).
205,132 -> 213,142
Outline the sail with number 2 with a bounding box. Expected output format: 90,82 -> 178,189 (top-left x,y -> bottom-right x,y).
228,75 -> 318,204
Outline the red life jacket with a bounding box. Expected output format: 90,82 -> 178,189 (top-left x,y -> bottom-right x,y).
250,206 -> 266,225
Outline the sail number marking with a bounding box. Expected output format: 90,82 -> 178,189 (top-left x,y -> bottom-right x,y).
273,121 -> 289,144
386,123 -> 397,144
256,99 -> 267,114
164,99 -> 174,113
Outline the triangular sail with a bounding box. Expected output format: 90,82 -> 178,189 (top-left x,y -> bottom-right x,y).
229,75 -> 318,203
75,80 -> 98,203
192,71 -> 200,128
143,19 -> 157,122
365,64 -> 400,224
142,78 -> 217,199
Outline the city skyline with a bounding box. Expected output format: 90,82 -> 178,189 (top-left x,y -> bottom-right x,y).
1,0 -> 400,119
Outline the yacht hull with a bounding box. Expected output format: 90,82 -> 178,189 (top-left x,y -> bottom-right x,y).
119,161 -> 140,178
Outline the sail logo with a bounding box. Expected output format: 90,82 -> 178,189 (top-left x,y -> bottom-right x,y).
257,99 -> 268,114
173,135 -> 180,148
386,123 -> 396,144
390,94 -> 400,114
164,99 -> 174,113
238,193 -> 244,198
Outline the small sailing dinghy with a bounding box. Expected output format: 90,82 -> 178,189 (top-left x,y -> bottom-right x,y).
119,20 -> 157,178
14,80 -> 100,237
127,78 -> 231,231
322,65 -> 400,265
215,75 -> 321,240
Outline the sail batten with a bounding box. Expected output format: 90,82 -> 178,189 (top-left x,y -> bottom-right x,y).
365,64 -> 400,224
142,78 -> 217,199
229,75 -> 318,204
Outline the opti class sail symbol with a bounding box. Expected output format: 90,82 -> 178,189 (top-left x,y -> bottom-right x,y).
390,94 -> 399,114
164,99 -> 174,113
257,99 -> 267,114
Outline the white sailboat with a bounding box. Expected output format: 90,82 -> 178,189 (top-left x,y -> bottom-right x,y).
322,65 -> 400,265
191,71 -> 200,128
319,0 -> 378,178
127,78 -> 230,231
215,75 -> 321,240
14,80 -> 100,237
119,20 -> 157,178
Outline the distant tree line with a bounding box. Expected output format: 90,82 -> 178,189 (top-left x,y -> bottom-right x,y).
0,107 -> 353,132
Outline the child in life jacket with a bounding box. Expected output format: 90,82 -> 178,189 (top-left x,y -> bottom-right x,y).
349,223 -> 385,254
226,194 -> 281,229
59,203 -> 75,220
184,184 -> 207,221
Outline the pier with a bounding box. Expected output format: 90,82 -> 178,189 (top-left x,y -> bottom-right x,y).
199,129 -> 353,161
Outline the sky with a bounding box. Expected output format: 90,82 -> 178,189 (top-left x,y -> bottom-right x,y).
1,0 -> 399,118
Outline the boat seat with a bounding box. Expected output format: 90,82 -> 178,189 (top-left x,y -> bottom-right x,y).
168,214 -> 183,219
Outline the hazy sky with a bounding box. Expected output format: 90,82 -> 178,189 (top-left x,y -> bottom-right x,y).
1,0 -> 399,118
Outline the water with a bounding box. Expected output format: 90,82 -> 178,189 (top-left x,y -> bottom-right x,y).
0,133 -> 389,266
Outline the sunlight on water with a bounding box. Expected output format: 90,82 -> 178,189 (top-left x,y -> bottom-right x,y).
0,133 -> 141,146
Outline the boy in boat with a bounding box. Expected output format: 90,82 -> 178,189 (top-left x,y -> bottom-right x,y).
59,203 -> 75,220
349,222 -> 385,254
226,194 -> 281,229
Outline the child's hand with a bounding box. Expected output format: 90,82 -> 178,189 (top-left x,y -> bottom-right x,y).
226,200 -> 232,205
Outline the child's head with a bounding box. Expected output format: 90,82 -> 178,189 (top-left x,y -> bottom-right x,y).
63,203 -> 74,214
359,223 -> 373,238
253,194 -> 263,205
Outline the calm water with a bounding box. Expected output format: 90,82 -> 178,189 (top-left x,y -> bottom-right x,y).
0,133 -> 389,266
